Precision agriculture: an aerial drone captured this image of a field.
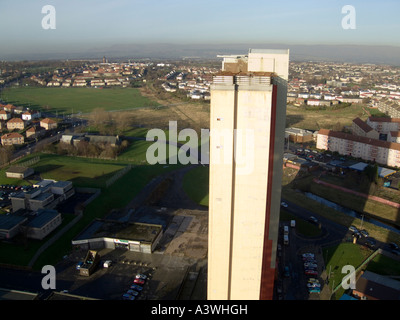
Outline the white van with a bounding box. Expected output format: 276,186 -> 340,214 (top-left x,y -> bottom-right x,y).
290,220 -> 296,228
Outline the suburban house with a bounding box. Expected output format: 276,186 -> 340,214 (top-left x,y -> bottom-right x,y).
0,110 -> 11,121
26,126 -> 45,139
1,132 -> 24,146
40,118 -> 57,130
22,110 -> 41,121
6,118 -> 25,131
3,104 -> 16,114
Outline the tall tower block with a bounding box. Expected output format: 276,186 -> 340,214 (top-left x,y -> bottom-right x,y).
208,49 -> 289,300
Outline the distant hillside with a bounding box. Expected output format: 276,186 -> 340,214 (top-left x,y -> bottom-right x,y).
2,43 -> 400,66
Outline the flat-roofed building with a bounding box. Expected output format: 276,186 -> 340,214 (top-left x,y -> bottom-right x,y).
285,128 -> 314,143
22,209 -> 62,240
6,166 -> 34,179
72,219 -> 164,254
0,214 -> 28,239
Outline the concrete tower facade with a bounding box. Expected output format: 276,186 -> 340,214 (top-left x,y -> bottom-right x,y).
208,49 -> 289,300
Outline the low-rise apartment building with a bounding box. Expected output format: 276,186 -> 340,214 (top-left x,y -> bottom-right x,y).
366,117 -> 400,134
317,129 -> 400,168
352,117 -> 379,140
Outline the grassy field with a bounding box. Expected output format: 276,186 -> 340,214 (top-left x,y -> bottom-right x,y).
1,87 -> 158,114
286,104 -> 387,131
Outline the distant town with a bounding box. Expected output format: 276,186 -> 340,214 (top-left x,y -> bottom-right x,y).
0,55 -> 400,302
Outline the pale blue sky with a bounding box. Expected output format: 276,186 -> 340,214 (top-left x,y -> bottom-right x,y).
0,0 -> 399,57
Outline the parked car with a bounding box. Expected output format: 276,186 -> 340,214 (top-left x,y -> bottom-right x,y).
122,293 -> 135,300
360,230 -> 369,238
280,202 -> 288,208
308,278 -> 320,284
126,290 -> 139,296
389,242 -> 399,250
302,253 -> 315,259
304,263 -> 318,269
308,216 -> 319,225
392,249 -> 400,256
353,231 -> 362,239
307,282 -> 321,288
308,287 -> 321,294
284,266 -> 290,278
349,225 -> 358,233
130,284 -> 143,291
134,278 -> 145,285
365,238 -> 376,249
135,273 -> 147,280
305,269 -> 318,276
76,261 -> 83,270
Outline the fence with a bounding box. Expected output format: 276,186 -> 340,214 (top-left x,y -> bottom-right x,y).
105,164 -> 133,188
18,156 -> 41,168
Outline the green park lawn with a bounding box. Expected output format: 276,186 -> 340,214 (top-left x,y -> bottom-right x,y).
1,86 -> 158,114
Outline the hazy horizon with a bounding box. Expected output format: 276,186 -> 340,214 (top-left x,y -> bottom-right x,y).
1,1 -> 400,64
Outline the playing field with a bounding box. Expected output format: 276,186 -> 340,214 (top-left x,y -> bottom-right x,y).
1,86 -> 158,114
